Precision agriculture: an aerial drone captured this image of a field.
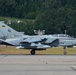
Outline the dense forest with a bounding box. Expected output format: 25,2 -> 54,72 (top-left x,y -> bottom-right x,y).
0,0 -> 76,36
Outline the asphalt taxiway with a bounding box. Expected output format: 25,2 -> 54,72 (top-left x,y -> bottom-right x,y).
0,55 -> 76,75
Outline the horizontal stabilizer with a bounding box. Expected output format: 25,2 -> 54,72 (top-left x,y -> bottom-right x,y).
0,39 -> 15,46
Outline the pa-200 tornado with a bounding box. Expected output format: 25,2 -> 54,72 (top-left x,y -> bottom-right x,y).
0,21 -> 76,55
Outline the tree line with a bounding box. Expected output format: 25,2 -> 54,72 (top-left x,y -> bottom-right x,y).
0,0 -> 44,19
0,0 -> 76,37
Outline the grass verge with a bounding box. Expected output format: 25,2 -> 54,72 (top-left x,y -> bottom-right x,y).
0,45 -> 76,55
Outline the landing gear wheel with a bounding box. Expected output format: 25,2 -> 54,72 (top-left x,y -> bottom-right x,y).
64,52 -> 67,55
30,50 -> 35,55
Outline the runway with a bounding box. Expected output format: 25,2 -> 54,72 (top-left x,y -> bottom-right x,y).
0,55 -> 76,75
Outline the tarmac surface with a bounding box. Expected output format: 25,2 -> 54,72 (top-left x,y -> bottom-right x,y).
0,55 -> 76,75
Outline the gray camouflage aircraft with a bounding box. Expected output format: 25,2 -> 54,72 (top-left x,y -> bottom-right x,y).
0,21 -> 76,55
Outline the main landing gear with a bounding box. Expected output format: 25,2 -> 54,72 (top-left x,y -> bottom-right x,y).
63,46 -> 67,55
30,49 -> 36,55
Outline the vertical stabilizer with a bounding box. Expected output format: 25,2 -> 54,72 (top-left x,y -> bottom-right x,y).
0,21 -> 18,38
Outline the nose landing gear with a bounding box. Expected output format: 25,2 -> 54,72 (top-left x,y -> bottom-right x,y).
63,46 -> 67,55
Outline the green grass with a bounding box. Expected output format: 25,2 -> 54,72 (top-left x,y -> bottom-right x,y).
0,45 -> 76,55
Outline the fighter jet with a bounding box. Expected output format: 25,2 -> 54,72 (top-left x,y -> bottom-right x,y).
0,21 -> 76,55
